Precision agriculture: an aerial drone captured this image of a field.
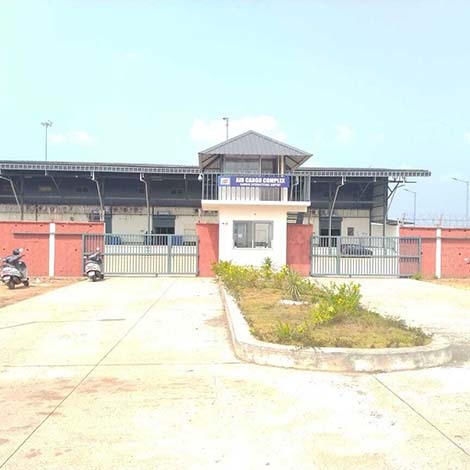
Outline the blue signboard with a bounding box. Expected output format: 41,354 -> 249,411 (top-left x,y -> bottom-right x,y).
218,175 -> 290,188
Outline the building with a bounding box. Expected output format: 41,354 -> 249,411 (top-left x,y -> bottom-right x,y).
0,131 -> 430,274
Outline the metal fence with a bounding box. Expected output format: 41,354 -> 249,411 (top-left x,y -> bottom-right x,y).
82,233 -> 198,276
201,173 -> 311,202
311,236 -> 421,277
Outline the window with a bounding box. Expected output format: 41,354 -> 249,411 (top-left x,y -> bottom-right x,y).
347,227 -> 354,236
233,221 -> 273,248
261,158 -> 277,173
224,157 -> 259,173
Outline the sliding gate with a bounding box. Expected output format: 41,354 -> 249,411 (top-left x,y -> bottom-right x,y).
311,236 -> 421,277
83,233 -> 198,275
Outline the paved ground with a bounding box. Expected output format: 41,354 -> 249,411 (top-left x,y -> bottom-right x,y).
0,277 -> 469,469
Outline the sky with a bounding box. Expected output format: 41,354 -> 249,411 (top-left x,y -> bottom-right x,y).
1,0 -> 469,221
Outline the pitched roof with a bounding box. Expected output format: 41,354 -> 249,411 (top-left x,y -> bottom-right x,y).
198,130 -> 312,169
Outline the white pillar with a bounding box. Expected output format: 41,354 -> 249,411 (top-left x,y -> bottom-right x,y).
49,223 -> 56,277
435,228 -> 441,279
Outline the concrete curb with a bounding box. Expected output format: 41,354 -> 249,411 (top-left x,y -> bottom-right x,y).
220,285 -> 453,373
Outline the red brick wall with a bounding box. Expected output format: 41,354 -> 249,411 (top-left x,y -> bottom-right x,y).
287,224 -> 313,276
196,223 -> 219,277
0,222 -> 50,276
400,227 -> 436,277
54,223 -> 104,276
399,226 -> 470,278
0,221 -> 104,277
441,228 -> 470,278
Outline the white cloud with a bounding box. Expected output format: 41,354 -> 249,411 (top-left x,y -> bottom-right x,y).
49,131 -> 96,146
335,124 -> 354,144
464,131 -> 470,143
190,115 -> 286,143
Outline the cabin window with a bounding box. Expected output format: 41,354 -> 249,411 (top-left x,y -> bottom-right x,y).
233,221 -> 273,248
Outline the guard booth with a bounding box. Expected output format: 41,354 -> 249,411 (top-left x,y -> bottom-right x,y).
199,130 -> 312,267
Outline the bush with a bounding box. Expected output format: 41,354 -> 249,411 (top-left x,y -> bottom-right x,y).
213,261 -> 261,298
216,261 -> 430,348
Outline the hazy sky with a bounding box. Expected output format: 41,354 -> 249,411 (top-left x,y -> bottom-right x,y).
1,1 -> 469,220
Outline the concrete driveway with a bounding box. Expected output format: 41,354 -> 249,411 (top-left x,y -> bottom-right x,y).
0,277 -> 469,469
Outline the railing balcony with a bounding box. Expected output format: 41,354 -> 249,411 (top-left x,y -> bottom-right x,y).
201,173 -> 311,203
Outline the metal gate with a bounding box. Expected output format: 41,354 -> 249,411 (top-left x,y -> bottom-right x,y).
83,233 -> 198,276
311,236 -> 421,277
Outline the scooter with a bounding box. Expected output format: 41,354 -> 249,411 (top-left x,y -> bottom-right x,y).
1,248 -> 29,289
85,249 -> 104,282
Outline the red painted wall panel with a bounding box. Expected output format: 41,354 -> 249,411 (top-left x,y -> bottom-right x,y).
287,224 -> 313,276
441,228 -> 470,278
0,221 -> 104,277
400,226 -> 470,278
196,223 -> 219,277
54,223 -> 104,277
0,221 -> 50,276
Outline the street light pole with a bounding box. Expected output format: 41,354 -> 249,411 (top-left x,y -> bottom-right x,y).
451,177 -> 469,226
222,117 -> 229,141
40,120 -> 53,162
404,188 -> 417,225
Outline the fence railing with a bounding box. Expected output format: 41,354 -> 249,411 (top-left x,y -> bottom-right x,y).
201,173 -> 311,202
311,236 -> 421,277
83,233 -> 198,275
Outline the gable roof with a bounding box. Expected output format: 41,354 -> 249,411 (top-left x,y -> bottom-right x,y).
198,130 -> 312,169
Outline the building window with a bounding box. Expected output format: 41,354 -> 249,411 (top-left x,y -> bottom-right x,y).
347,227 -> 354,236
225,157 -> 259,174
233,221 -> 273,248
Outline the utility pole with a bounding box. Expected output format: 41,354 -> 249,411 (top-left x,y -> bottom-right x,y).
222,117 -> 229,140
41,120 -> 53,161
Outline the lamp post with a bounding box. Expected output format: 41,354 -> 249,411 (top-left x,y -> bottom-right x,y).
451,177 -> 469,227
404,188 -> 417,225
40,120 -> 53,162
222,117 -> 229,140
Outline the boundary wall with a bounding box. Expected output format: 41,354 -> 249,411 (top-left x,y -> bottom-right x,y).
0,221 -> 104,276
400,226 -> 470,278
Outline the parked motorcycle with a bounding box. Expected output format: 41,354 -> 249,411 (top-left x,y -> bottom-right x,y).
1,248 -> 29,289
85,249 -> 104,282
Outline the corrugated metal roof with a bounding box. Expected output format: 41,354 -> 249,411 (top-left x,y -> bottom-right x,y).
298,167 -> 431,178
0,161 -> 200,175
198,130 -> 312,169
0,161 -> 431,179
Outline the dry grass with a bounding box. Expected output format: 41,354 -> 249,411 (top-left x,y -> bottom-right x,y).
0,277 -> 81,309
427,278 -> 470,290
239,287 -> 431,349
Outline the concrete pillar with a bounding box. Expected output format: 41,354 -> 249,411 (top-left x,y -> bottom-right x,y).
435,228 -> 441,279
49,222 -> 56,277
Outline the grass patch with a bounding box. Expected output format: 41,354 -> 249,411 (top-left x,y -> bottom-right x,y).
215,260 -> 431,349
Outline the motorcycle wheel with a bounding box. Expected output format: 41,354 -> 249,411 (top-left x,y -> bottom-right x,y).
23,280 -> 29,287
92,275 -> 97,282
7,279 -> 15,290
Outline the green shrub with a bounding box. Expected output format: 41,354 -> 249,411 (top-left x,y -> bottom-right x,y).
284,268 -> 305,301
213,261 -> 262,298
260,257 -> 274,280
321,282 -> 362,317
276,321 -> 295,341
